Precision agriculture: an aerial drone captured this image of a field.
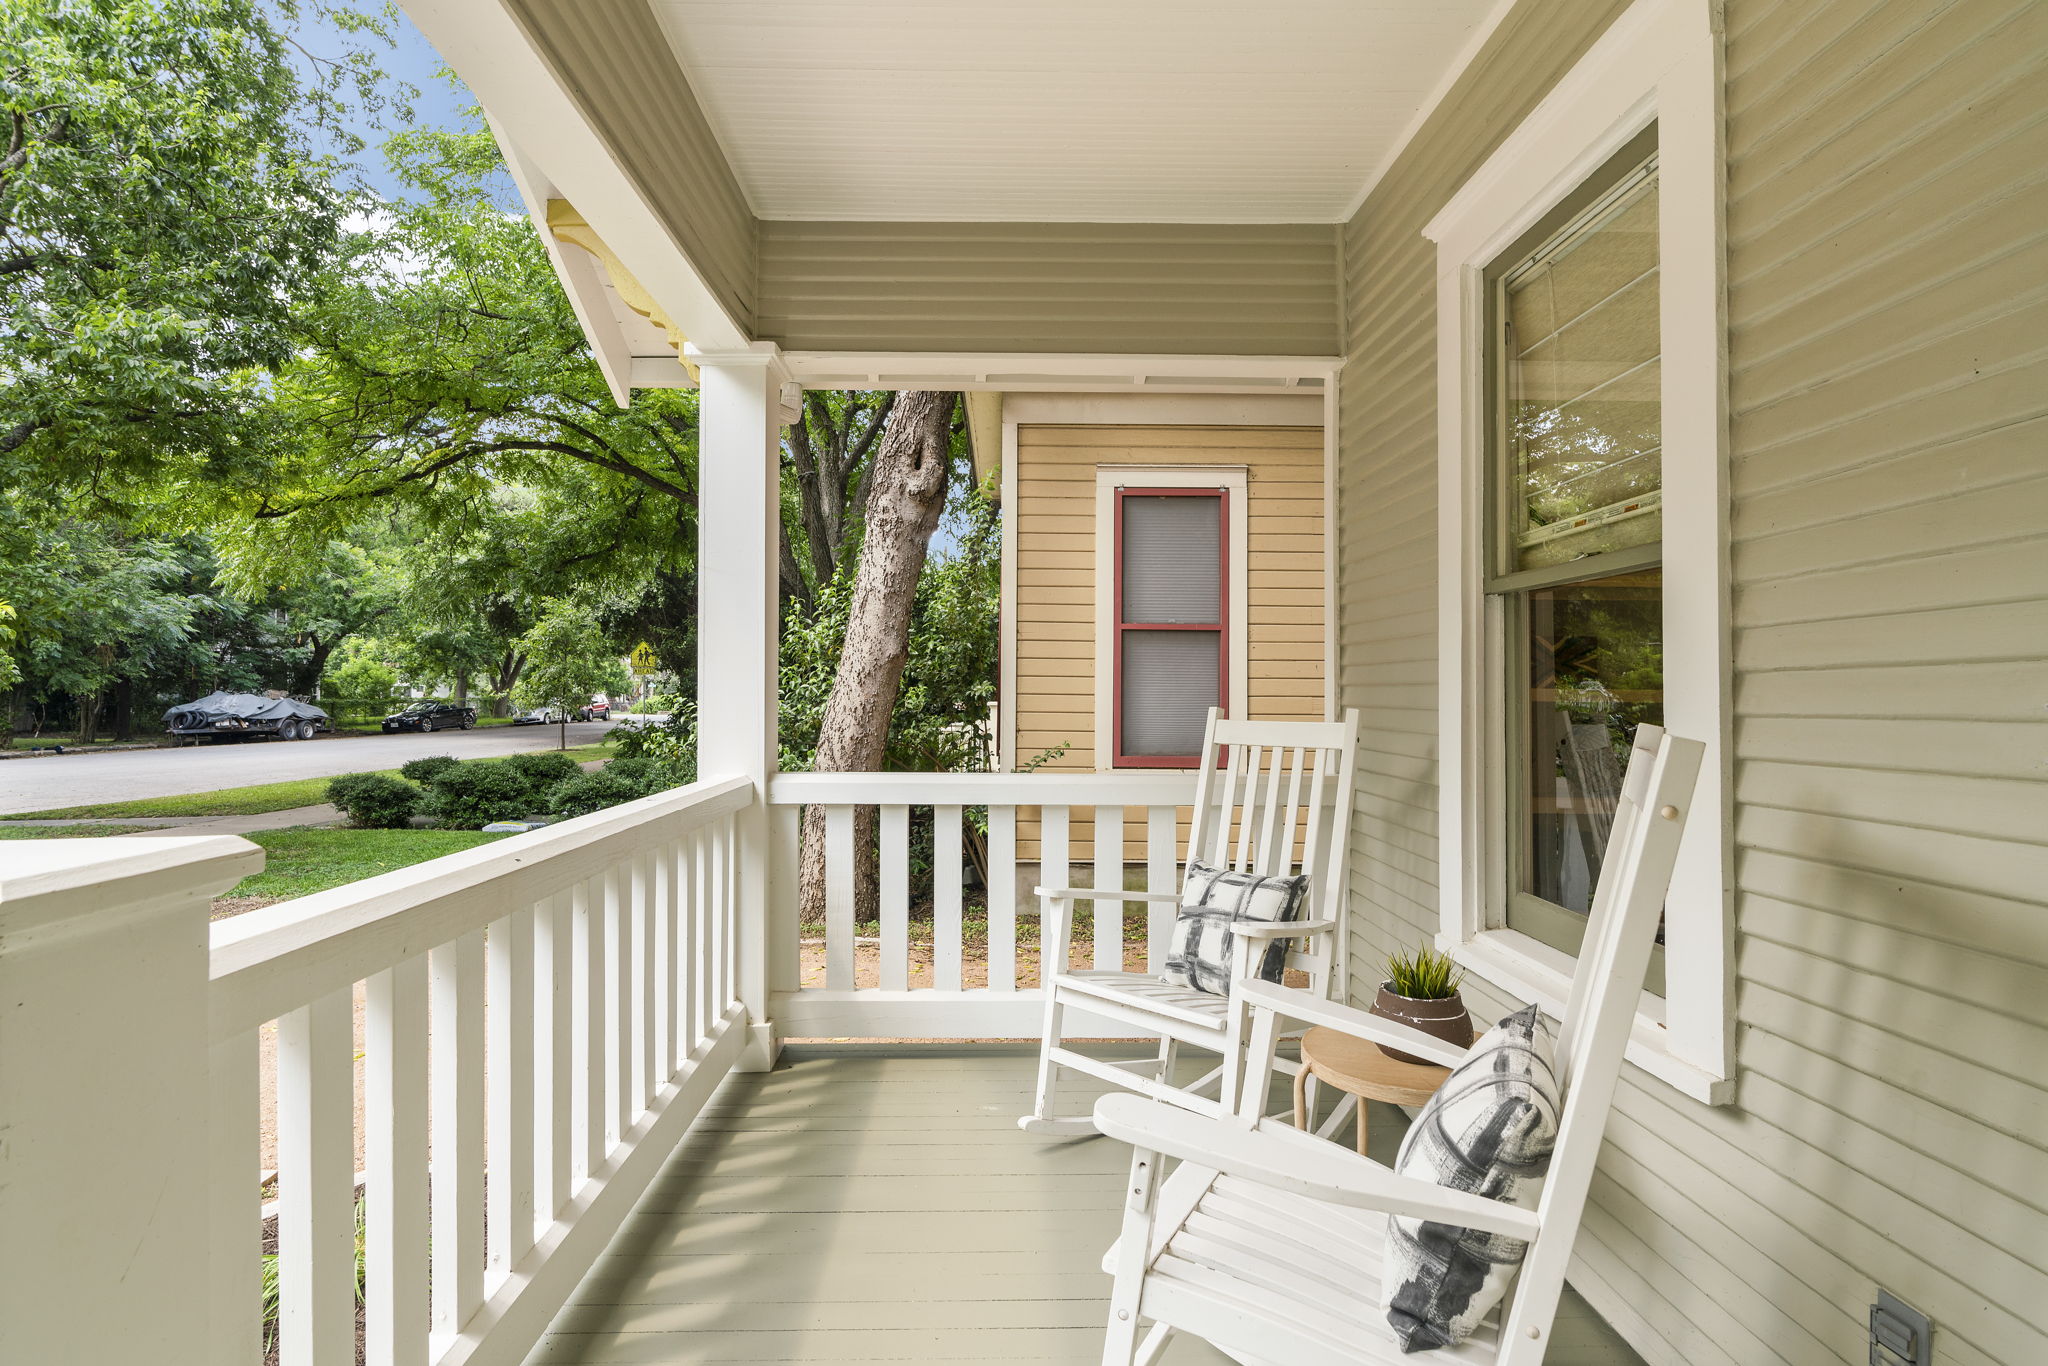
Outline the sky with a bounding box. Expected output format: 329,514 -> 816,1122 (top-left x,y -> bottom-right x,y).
282,3 -> 476,202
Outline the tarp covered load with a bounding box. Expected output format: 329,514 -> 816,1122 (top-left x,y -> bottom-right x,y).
164,691 -> 329,727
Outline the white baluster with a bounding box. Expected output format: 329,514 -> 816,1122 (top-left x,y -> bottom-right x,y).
365,958 -> 427,1366
1041,805 -> 1070,977
879,805 -> 910,990
486,908 -> 534,1284
986,805 -> 1018,991
1094,805 -> 1125,971
571,878 -> 605,1181
277,988 -> 355,1364
934,804 -> 964,991
532,891 -> 572,1227
824,805 -> 855,991
1147,806 -> 1179,974
430,931 -> 484,1342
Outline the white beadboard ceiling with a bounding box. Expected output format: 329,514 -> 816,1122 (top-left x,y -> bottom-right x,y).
649,0 -> 1506,222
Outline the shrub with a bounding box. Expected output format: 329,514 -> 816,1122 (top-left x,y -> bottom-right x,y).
501,750 -> 582,792
423,761 -> 537,829
326,773 -> 423,829
398,754 -> 459,784
547,769 -> 651,818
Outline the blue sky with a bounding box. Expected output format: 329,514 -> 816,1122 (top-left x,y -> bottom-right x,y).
283,4 -> 475,202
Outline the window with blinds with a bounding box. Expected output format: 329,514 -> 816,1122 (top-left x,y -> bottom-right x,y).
1488,133 -> 1666,989
1115,489 -> 1226,765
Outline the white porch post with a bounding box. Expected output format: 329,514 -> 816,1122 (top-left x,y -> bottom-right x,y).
0,837 -> 262,1365
692,341 -> 794,1072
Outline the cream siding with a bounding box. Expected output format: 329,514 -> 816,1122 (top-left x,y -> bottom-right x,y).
1336,2 -> 2048,1364
756,222 -> 1342,355
506,0 -> 758,335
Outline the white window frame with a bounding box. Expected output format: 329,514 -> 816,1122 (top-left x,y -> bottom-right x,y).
1424,0 -> 1732,1104
1094,466 -> 1250,771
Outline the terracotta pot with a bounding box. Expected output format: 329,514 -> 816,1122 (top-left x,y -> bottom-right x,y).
1370,983 -> 1474,1066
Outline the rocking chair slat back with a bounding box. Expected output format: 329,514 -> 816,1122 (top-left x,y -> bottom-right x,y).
1185,709 -> 1362,991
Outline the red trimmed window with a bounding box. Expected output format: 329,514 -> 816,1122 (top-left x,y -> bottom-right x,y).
1113,488 -> 1227,767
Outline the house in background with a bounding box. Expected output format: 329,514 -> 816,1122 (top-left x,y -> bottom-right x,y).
7,3 -> 2043,1366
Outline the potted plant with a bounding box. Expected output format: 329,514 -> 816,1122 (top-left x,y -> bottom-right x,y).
1370,944 -> 1474,1065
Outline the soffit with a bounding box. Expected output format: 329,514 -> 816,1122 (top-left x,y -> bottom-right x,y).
648,0 -> 1505,223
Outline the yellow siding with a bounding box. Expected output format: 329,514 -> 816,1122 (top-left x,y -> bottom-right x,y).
1335,2 -> 2048,1364
1014,424 -> 1325,859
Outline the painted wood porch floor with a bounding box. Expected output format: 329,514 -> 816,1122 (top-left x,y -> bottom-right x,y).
524,1047 -> 1647,1365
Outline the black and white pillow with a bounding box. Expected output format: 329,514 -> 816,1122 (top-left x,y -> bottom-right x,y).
1382,1004 -> 1560,1354
1158,859 -> 1309,996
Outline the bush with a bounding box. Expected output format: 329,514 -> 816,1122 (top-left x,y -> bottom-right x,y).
423,761 -> 537,829
547,769 -> 651,818
327,773 -> 423,829
398,754 -> 459,784
502,750 -> 583,790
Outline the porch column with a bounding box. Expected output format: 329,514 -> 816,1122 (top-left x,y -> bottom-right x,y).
691,342 -> 793,1072
0,837 -> 262,1365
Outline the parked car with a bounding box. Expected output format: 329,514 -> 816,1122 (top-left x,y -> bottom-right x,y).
577,699 -> 612,721
381,701 -> 476,733
163,691 -> 329,743
511,706 -> 566,726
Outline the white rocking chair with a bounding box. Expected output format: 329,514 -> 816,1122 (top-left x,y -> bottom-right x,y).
1019,707 -> 1362,1137
1091,724 -> 1703,1366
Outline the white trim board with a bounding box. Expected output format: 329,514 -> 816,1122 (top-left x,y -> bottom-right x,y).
785,352 -> 1340,395
1424,0 -> 1732,1104
1003,393 -> 1323,427
1093,467 -> 1251,772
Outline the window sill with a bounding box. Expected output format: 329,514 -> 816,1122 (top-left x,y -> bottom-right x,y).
1437,927 -> 1732,1105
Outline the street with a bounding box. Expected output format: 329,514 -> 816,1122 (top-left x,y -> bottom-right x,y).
0,721 -> 619,816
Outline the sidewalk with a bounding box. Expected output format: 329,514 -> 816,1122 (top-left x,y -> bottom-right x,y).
0,804 -> 345,836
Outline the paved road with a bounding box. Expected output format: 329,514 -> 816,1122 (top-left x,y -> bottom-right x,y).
0,722 -> 620,816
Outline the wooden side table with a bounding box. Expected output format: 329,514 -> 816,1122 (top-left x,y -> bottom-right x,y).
1292,1025 -> 1451,1155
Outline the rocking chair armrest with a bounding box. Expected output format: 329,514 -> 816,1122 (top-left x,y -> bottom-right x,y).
1228,917 -> 1337,942
1092,1093 -> 1540,1242
1233,978 -> 1473,1069
1033,887 -> 1183,903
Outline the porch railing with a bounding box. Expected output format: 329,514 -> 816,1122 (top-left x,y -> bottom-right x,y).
206,774 -> 752,1366
767,771 -> 1199,1038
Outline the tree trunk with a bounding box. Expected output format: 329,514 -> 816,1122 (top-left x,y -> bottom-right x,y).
110,678 -> 134,741
75,691 -> 101,745
799,392 -> 957,927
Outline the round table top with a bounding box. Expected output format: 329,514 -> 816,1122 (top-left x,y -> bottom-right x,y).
1298,1025 -> 1451,1107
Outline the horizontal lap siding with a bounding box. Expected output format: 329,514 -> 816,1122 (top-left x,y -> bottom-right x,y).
1337,1 -> 2048,1363
508,0 -> 757,334
757,222 -> 1340,354
1016,424 -> 1326,860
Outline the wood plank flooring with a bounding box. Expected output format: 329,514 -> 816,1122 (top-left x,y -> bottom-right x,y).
525,1047 -> 1648,1365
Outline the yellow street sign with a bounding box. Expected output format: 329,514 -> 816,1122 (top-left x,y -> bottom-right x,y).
629,642 -> 659,674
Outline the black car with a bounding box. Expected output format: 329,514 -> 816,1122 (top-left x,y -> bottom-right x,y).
381,701 -> 477,733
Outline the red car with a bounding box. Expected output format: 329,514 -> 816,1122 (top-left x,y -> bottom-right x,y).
577,700 -> 612,721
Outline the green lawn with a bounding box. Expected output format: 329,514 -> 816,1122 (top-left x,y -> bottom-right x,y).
0,822 -> 156,838
228,827 -> 515,901
3,742 -> 617,821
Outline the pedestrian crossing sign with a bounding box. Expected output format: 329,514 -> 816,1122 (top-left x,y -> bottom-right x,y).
630,642 -> 658,675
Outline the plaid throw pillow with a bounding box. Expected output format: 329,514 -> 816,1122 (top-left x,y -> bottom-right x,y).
1382,1004 -> 1560,1353
1158,859 -> 1309,996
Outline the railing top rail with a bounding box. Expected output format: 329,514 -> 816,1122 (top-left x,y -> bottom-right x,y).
767,770 -> 1204,806
207,774 -> 753,1043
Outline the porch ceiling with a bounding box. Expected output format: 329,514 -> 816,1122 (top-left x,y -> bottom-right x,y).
652,0 -> 1507,223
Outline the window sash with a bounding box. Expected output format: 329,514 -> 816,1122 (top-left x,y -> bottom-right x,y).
1113,488 -> 1227,767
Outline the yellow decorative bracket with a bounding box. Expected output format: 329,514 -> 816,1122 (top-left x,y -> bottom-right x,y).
545,200 -> 698,382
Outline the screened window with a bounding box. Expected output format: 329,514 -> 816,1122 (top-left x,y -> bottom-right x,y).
1115,489 -> 1226,765
1490,136 -> 1665,984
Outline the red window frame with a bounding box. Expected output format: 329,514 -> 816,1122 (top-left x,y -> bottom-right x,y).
1112,487 -> 1228,768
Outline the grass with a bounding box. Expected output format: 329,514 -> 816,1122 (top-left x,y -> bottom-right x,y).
228,826 -> 515,901
7,773 -> 394,820
2,741 -> 617,821
0,822 -> 155,838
